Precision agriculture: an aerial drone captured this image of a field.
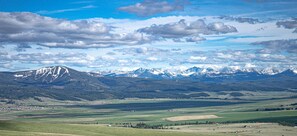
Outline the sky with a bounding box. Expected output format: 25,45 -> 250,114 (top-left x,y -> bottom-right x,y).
0,0 -> 297,72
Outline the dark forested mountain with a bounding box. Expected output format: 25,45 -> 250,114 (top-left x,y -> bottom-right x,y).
0,66 -> 296,100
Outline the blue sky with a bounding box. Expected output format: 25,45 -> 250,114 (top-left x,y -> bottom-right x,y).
1,0 -> 297,19
0,0 -> 297,72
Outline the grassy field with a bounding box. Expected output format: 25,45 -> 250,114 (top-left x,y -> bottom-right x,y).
2,98 -> 295,125
0,121 -> 296,136
170,123 -> 297,136
0,121 -> 227,136
0,96 -> 297,135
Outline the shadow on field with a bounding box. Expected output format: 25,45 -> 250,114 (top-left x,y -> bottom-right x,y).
0,121 -> 20,131
244,116 -> 297,126
18,112 -> 108,119
69,100 -> 248,111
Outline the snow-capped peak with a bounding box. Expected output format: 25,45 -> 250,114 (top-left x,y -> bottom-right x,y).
35,66 -> 69,76
101,66 -> 297,79
293,69 -> 297,74
35,66 -> 70,81
14,66 -> 71,83
13,65 -> 297,82
149,68 -> 165,75
259,67 -> 282,75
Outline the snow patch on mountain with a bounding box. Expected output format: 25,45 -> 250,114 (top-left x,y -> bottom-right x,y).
14,66 -> 70,83
14,71 -> 33,78
35,66 -> 70,81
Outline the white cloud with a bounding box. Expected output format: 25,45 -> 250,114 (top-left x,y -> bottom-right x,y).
118,59 -> 129,63
276,18 -> 297,33
252,39 -> 297,53
216,52 -> 233,59
0,12 -> 153,48
218,16 -> 262,24
189,56 -> 207,61
185,36 -> 206,42
118,0 -> 188,16
147,57 -> 158,61
244,63 -> 256,68
138,19 -> 237,41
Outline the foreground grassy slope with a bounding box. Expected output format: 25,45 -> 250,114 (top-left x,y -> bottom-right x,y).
172,123 -> 297,136
0,121 -> 224,136
1,121 -> 296,136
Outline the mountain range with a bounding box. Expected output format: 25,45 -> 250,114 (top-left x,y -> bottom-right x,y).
0,66 -> 296,100
103,66 -> 297,82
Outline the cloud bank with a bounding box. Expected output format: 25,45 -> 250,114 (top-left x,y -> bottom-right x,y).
253,39 -> 297,53
218,16 -> 262,24
0,12 -> 152,48
276,18 -> 297,33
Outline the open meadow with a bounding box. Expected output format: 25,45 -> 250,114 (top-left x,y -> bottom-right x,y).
0,95 -> 297,136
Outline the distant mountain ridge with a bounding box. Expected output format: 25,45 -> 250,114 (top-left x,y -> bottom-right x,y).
102,66 -> 297,81
7,65 -> 297,85
0,66 -> 297,100
10,66 -> 297,82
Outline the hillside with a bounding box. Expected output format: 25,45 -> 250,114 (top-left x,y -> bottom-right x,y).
0,66 -> 297,100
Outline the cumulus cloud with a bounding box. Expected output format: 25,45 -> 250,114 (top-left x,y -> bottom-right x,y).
276,18 -> 297,33
147,57 -> 158,61
178,49 -> 294,66
15,43 -> 32,52
0,63 -> 12,69
185,36 -> 206,43
0,12 -> 153,48
0,52 -> 96,68
214,50 -> 289,63
0,51 -> 8,56
188,56 -> 207,62
118,0 -> 188,16
252,39 -> 297,53
137,19 -> 237,42
218,16 -> 262,24
114,47 -> 169,56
